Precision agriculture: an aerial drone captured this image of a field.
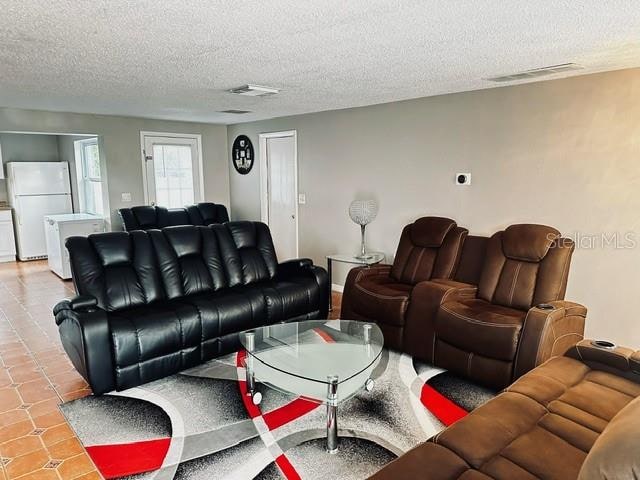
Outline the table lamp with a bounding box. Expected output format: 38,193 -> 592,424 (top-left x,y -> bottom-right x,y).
349,200 -> 378,259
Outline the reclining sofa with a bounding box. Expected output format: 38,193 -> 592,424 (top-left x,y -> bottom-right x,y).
371,339 -> 640,480
118,202 -> 229,231
342,217 -> 586,389
53,221 -> 328,394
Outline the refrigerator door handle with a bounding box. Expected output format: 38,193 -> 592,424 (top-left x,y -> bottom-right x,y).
15,198 -> 22,225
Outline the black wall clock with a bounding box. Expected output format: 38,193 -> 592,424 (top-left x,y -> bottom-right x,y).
232,135 -> 254,175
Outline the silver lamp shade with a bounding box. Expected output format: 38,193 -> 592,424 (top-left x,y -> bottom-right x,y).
349,200 -> 378,259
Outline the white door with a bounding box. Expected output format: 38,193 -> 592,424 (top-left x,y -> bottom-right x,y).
15,194 -> 73,259
142,134 -> 203,208
260,132 -> 298,260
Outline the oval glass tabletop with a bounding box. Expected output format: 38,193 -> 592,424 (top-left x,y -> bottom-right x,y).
239,320 -> 384,404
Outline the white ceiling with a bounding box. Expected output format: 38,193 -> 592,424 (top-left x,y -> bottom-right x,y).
1,1 -> 640,124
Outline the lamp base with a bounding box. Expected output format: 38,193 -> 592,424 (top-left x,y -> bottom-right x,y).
355,253 -> 375,260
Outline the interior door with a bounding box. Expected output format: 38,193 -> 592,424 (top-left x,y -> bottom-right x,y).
263,133 -> 298,260
143,135 -> 202,208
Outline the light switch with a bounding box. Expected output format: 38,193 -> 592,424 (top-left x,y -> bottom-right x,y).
298,193 -> 306,205
121,192 -> 132,202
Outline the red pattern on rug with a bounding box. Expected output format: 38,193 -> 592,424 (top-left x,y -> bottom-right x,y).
420,384 -> 467,426
85,438 -> 171,479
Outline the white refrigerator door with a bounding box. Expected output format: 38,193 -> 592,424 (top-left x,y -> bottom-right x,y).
8,162 -> 71,196
15,194 -> 73,260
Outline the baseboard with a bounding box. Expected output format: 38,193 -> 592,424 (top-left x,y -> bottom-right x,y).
331,283 -> 344,293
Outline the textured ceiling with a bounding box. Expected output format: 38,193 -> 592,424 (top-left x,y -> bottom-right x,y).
1,1 -> 640,124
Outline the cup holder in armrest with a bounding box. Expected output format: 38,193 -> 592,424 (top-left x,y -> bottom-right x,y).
536,303 -> 555,310
591,340 -> 616,349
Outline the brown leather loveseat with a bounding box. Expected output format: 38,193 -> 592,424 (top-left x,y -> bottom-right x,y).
371,339 -> 640,480
342,218 -> 587,389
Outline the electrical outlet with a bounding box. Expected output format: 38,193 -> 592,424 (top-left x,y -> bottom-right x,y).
298,193 -> 306,205
121,192 -> 132,202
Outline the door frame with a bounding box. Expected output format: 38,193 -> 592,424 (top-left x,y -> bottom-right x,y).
139,131 -> 205,205
259,130 -> 299,258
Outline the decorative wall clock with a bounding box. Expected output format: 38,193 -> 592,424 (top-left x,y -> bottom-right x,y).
232,135 -> 254,175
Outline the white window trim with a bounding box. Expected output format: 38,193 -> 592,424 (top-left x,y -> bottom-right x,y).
74,137 -> 103,216
259,130 -> 299,258
139,131 -> 205,206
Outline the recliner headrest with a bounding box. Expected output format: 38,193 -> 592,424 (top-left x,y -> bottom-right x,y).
502,224 -> 560,262
410,217 -> 457,247
131,206 -> 157,228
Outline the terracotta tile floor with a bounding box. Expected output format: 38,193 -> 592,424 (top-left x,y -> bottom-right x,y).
0,261 -> 100,480
0,260 -> 343,480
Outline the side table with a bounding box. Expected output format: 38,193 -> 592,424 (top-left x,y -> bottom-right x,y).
326,252 -> 385,311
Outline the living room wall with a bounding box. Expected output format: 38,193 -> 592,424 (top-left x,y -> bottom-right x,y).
0,108 -> 230,229
228,67 -> 640,347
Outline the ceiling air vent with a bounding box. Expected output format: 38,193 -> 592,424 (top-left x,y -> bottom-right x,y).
229,84 -> 280,96
219,109 -> 252,114
486,63 -> 583,83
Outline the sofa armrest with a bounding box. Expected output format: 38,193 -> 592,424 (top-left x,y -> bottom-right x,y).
277,258 -> 314,277
566,339 -> 640,376
276,259 -> 329,319
513,300 -> 587,380
53,297 -> 115,395
340,264 -> 393,318
403,279 -> 478,362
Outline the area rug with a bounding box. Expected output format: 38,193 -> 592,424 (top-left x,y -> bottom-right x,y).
60,349 -> 494,480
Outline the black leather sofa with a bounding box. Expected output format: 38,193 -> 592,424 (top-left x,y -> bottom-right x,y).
53,221 -> 329,395
118,202 -> 229,231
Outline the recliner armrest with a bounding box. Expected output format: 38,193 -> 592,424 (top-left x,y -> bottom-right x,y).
53,299 -> 115,394
276,258 -> 315,279
566,339 -> 640,375
403,279 -> 478,362
513,300 -> 587,380
53,295 -> 99,323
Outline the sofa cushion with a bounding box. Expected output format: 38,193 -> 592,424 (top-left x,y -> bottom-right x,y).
215,222 -> 278,285
149,226 -> 227,298
372,356 -> 640,480
578,396 -> 640,480
351,274 -> 413,327
108,302 -> 201,390
436,298 -> 525,362
67,231 -> 165,311
178,288 -> 267,359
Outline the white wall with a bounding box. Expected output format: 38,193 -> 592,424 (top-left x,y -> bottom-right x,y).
228,68 -> 640,347
0,108 -> 230,229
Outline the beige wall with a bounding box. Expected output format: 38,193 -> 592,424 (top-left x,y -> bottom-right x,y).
228,68 -> 640,347
0,108 -> 230,229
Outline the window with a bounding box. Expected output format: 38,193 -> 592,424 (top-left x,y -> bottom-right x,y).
74,138 -> 104,216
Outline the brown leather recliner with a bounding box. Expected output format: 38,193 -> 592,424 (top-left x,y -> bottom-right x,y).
342,221 -> 586,390
429,224 -> 586,389
340,217 -> 467,350
370,340 -> 640,480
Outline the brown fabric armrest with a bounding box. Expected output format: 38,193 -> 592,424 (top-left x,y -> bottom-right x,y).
403,279 -> 477,363
340,264 -> 392,316
514,300 -> 587,380
566,339 -> 640,377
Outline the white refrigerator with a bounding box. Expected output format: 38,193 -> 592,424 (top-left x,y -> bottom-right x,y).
7,162 -> 73,261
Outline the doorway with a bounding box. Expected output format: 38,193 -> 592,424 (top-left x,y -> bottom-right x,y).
140,132 -> 204,207
259,131 -> 298,260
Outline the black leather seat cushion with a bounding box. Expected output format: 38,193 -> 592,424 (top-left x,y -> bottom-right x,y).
108,302 -> 202,390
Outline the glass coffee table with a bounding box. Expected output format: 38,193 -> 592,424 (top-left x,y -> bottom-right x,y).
239,319 -> 384,453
